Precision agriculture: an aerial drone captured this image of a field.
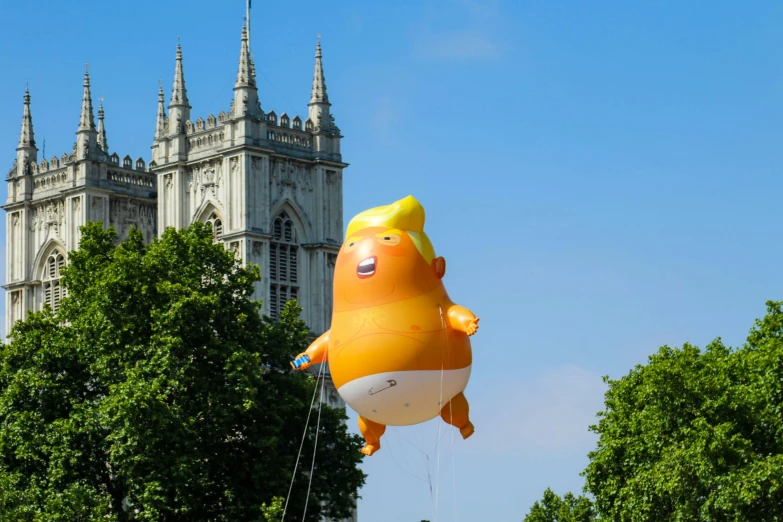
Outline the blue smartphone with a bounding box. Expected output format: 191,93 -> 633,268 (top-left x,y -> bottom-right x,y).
291,354 -> 311,369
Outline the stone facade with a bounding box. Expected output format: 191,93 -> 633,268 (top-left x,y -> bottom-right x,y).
4,19 -> 355,522
151,29 -> 345,334
4,76 -> 159,329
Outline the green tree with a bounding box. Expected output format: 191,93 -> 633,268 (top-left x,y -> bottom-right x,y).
260,497 -> 284,521
523,488 -> 597,522
582,301 -> 783,521
0,222 -> 365,521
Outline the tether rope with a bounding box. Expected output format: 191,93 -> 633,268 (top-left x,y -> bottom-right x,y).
434,304 -> 448,522
302,367 -> 326,520
451,404 -> 458,522
281,359 -> 326,521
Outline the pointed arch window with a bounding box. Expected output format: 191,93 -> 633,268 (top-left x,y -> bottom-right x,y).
206,212 -> 223,242
42,250 -> 65,313
269,211 -> 300,320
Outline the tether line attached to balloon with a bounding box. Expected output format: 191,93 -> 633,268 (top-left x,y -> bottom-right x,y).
282,359 -> 326,522
390,425 -> 443,482
451,409 -> 458,522
394,419 -> 445,457
434,304 -> 448,522
302,367 -> 326,520
387,427 -> 431,482
442,304 -> 461,522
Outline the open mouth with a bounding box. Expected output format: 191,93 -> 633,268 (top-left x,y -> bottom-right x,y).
357,256 -> 377,279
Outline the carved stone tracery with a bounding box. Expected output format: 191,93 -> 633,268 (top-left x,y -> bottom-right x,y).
109,198 -> 156,238
190,159 -> 224,203
270,158 -> 313,208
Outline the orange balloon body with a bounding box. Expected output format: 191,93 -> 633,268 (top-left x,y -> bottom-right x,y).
327,226 -> 472,426
292,195 -> 479,454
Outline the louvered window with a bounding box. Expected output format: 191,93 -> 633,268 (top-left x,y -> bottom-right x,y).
270,285 -> 279,319
289,248 -> 298,282
42,251 -> 65,313
206,212 -> 223,242
269,211 -> 300,320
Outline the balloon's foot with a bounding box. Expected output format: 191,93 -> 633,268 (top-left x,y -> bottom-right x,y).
460,422 -> 475,440
361,443 -> 380,456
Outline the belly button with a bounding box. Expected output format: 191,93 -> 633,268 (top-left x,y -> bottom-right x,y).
410,325 -> 421,331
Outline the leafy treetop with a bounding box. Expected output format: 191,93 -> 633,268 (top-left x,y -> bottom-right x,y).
0,222 -> 366,521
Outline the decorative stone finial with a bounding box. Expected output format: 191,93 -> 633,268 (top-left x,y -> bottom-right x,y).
18,86 -> 35,148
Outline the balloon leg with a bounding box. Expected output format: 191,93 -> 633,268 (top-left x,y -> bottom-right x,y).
358,416 -> 386,456
440,392 -> 475,439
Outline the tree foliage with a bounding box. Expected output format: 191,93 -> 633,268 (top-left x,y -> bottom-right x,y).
523,488 -> 597,522
0,222 -> 365,521
582,300 -> 783,521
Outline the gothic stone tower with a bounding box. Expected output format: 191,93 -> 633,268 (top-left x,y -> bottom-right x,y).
4,22 -> 352,522
151,27 -> 345,338
3,73 -> 157,334
150,27 -> 352,521
150,26 -> 349,425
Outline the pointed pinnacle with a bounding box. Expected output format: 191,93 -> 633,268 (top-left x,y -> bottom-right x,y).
235,22 -> 255,88
310,39 -> 329,105
78,69 -> 96,131
170,41 -> 190,107
97,99 -> 108,152
18,87 -> 35,148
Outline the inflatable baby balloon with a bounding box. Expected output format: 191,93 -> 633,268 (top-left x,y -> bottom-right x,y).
291,195 -> 479,456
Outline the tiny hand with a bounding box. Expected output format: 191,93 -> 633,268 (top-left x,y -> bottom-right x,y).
465,317 -> 479,336
290,353 -> 312,370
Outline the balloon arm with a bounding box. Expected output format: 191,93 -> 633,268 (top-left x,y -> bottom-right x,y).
446,304 -> 480,337
305,330 -> 330,363
291,330 -> 330,370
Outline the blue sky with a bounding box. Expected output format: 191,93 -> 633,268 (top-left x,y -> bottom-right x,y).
3,0 -> 783,520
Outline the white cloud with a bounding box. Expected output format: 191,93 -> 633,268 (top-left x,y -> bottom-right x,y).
469,365 -> 607,457
409,0 -> 505,62
414,30 -> 501,62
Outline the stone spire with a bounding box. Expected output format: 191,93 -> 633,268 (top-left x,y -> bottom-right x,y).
18,87 -> 35,149
154,84 -> 167,140
233,22 -> 259,119
76,67 -> 99,160
168,41 -> 190,133
97,98 -> 108,152
78,69 -> 97,132
235,23 -> 256,88
15,86 -> 38,177
170,42 -> 189,106
309,40 -> 329,106
308,38 -> 333,132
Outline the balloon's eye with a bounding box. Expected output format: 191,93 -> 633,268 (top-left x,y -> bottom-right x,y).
377,234 -> 401,246
344,238 -> 362,252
